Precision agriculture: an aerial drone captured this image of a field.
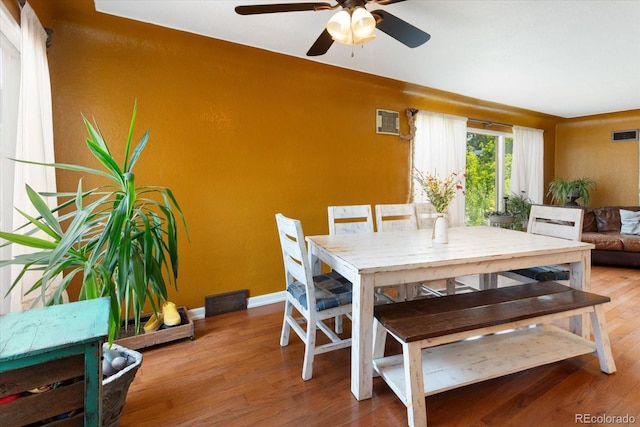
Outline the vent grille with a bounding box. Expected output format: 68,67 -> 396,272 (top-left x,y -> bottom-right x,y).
611,129 -> 638,142
376,109 -> 399,135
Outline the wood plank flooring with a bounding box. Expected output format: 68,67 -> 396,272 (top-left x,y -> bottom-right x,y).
118,266 -> 640,426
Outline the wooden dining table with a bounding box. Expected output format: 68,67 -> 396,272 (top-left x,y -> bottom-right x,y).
306,226 -> 595,401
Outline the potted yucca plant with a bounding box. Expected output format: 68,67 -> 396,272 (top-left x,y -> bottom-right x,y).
0,102 -> 187,425
0,101 -> 187,343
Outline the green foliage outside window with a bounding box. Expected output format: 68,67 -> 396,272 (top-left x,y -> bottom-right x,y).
465,133 -> 512,225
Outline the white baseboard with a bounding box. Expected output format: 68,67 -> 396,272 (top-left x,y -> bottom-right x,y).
187,291 -> 285,320
187,307 -> 206,320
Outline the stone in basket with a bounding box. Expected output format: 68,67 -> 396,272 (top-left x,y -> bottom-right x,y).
102,344 -> 143,427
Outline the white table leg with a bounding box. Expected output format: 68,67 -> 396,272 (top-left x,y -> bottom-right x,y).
569,251 -> 591,339
351,274 -> 375,400
309,249 -> 322,276
479,272 -> 498,290
590,305 -> 616,374
404,342 -> 427,427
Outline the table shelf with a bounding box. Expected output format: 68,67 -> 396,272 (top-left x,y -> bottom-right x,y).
373,324 -> 596,403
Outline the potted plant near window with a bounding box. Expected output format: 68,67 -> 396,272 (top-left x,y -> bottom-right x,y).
547,176 -> 597,206
0,102 -> 187,425
505,192 -> 532,231
485,196 -> 515,228
485,192 -> 532,231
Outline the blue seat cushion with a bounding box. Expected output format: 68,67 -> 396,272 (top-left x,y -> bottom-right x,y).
287,271 -> 352,311
510,265 -> 570,281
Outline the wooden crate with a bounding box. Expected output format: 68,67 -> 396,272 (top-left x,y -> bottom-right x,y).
115,306 -> 194,350
0,355 -> 86,426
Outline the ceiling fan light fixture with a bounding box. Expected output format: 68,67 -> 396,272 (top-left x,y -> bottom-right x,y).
326,10 -> 352,43
351,7 -> 376,40
352,29 -> 376,45
327,7 -> 376,46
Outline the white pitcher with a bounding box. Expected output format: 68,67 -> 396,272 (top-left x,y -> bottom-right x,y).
432,214 -> 449,244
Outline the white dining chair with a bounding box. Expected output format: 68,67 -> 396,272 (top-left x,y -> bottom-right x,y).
375,203 -> 418,232
527,204 -> 584,240
327,204 -> 374,235
415,201 -> 439,230
328,204 -> 403,303
375,203 -> 438,300
500,205 -> 584,284
412,202 -> 474,296
275,213 -> 352,381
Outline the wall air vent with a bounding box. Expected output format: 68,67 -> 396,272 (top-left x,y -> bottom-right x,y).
376,109 -> 400,135
611,129 -> 639,142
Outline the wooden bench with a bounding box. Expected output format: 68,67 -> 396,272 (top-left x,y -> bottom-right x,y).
372,281 -> 616,427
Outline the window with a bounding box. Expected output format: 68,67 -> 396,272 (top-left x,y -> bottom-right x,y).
465,129 -> 513,225
412,113 -> 541,227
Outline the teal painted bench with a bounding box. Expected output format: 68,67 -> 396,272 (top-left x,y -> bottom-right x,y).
372,282 -> 616,427
0,298 -> 109,426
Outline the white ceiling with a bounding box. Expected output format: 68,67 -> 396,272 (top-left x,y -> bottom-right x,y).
94,0 -> 640,118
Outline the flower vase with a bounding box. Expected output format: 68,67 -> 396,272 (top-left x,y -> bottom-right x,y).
432,214 -> 449,244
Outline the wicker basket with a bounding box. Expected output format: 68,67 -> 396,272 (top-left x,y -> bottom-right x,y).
102,344 -> 143,427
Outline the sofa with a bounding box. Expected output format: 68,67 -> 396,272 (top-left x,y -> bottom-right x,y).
581,206 -> 640,267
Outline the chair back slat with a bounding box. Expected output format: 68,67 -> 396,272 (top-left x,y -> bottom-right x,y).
527,205 -> 584,241
415,202 -> 439,230
375,203 -> 418,232
328,205 -> 374,235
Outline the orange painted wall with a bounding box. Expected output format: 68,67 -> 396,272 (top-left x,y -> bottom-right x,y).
555,110 -> 640,208
16,0 -> 569,309
2,0 -> 18,21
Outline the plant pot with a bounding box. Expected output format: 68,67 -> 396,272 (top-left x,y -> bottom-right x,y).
566,191 -> 580,206
488,214 -> 515,227
102,344 -> 142,427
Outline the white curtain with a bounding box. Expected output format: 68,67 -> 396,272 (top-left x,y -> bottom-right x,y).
511,126 -> 544,204
0,2 -> 22,314
5,2 -> 61,312
413,112 -> 468,226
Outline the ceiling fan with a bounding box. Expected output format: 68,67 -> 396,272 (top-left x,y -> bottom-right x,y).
235,0 -> 430,56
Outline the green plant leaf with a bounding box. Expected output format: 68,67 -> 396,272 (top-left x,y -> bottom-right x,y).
11,158 -> 115,182
0,231 -> 58,250
11,207 -> 60,241
23,184 -> 63,236
127,131 -> 149,173
82,114 -> 109,152
123,101 -> 138,172
84,136 -> 125,185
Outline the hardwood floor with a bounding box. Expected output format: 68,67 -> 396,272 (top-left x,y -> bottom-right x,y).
119,266 -> 640,426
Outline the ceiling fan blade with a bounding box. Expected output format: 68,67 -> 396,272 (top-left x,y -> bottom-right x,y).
235,3 -> 331,15
371,10 -> 430,48
374,0 -> 408,4
307,28 -> 334,56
